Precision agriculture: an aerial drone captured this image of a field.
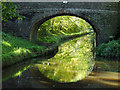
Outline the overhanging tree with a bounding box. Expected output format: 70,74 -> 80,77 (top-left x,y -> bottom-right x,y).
2,2 -> 25,22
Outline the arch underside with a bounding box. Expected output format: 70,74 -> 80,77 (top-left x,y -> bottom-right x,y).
30,12 -> 98,46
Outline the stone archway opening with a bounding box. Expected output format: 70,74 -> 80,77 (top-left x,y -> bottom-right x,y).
30,13 -> 97,83
29,13 -> 98,46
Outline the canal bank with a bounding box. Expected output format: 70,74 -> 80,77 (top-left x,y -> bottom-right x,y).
2,32 -> 58,68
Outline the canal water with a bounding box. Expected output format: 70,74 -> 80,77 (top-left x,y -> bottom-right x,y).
2,36 -> 120,88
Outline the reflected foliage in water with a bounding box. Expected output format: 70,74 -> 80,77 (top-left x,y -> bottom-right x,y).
36,33 -> 95,83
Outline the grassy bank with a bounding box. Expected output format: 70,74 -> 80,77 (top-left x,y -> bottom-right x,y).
2,30 -> 93,68
2,32 -> 56,68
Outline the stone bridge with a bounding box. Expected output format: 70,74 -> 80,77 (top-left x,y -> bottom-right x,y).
3,2 -> 120,46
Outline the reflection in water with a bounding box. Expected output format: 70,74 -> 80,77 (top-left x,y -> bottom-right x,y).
2,54 -> 120,88
36,34 -> 95,83
2,56 -> 53,82
30,67 -> 120,88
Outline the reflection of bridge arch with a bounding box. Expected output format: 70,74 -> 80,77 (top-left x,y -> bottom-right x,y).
30,13 -> 98,45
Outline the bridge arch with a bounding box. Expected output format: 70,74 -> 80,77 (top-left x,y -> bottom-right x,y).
30,12 -> 98,46
2,2 -> 119,46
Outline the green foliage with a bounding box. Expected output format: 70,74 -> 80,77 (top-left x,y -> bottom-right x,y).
2,32 -> 46,67
38,16 -> 92,35
38,16 -> 94,44
96,39 -> 120,58
2,32 -> 37,54
2,2 -> 25,21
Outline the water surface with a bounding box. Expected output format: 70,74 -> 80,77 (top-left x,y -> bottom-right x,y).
2,34 -> 120,88
35,35 -> 95,83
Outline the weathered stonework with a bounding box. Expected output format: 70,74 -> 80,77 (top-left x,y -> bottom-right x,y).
2,2 -> 120,46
